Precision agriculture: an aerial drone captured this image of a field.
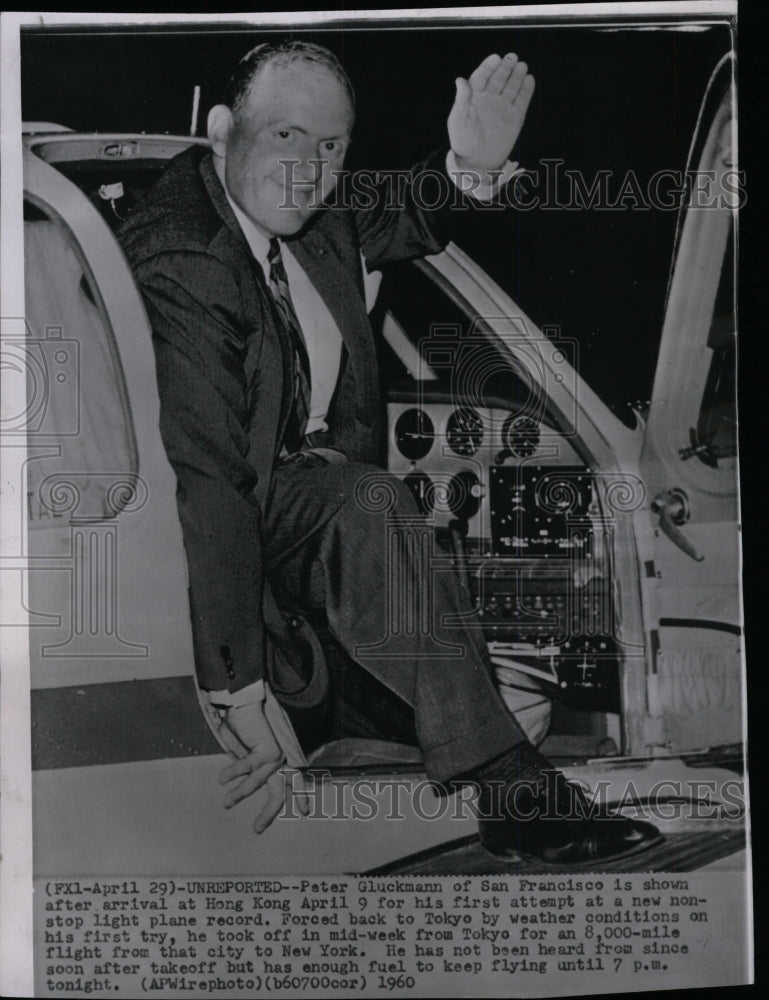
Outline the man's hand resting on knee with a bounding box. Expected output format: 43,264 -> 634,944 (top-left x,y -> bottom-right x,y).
210,682 -> 310,833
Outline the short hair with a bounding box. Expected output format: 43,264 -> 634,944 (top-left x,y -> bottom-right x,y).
224,39 -> 355,116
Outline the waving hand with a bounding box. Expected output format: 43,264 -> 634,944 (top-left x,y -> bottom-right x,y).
448,53 -> 535,174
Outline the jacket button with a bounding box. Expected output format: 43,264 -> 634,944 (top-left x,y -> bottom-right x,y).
287,615 -> 302,630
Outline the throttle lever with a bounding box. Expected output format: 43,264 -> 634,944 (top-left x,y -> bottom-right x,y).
650,488 -> 704,562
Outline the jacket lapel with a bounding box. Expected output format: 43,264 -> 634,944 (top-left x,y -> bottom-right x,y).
199,152 -> 252,255
288,224 -> 378,423
199,153 -> 296,467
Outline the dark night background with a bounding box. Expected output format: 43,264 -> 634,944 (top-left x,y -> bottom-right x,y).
20,16 -> 732,423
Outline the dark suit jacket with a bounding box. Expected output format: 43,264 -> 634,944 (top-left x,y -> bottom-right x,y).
119,146 -> 464,712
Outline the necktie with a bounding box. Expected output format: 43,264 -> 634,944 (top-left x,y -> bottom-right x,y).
267,238 -> 311,453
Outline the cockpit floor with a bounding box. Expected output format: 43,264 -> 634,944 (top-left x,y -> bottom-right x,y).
367,829 -> 746,876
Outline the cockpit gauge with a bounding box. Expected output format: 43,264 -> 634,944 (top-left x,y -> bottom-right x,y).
394,408 -> 434,460
502,414 -> 540,458
446,407 -> 484,457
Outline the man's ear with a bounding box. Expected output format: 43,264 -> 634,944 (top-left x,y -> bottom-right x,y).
208,105 -> 234,158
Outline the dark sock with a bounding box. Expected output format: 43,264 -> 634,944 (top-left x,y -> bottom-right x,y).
467,744 -> 606,827
461,740 -> 554,790
463,743 -> 563,825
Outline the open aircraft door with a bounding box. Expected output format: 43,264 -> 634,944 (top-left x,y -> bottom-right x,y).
628,54 -> 743,758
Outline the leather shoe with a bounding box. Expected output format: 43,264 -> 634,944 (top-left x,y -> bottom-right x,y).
477,770 -> 663,865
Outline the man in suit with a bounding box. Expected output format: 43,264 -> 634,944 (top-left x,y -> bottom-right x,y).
120,40 -> 660,863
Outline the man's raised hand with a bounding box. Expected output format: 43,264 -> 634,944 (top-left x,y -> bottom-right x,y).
448,53 -> 535,176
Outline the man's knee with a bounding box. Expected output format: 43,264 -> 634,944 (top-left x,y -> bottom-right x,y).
342,463 -> 421,520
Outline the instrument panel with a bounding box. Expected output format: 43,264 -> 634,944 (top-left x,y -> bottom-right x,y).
387,401 -> 619,709
387,401 -> 586,549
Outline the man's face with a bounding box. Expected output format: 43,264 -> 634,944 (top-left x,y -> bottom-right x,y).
217,59 -> 354,238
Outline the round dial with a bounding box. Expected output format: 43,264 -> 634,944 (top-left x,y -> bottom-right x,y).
446,470 -> 483,520
502,414 -> 540,458
447,407 -> 484,457
403,472 -> 434,515
394,408 -> 434,460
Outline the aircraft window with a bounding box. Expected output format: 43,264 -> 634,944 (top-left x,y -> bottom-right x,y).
374,259 -> 539,415
51,160 -> 169,231
23,198 -> 138,527
693,221 -> 736,467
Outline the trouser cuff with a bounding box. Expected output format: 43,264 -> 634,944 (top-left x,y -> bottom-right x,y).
420,712 -> 530,785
